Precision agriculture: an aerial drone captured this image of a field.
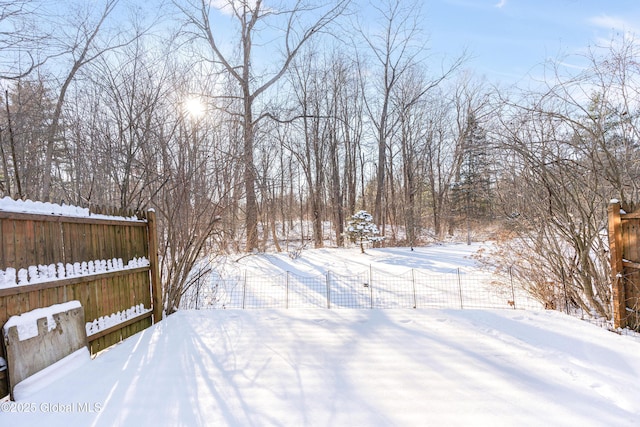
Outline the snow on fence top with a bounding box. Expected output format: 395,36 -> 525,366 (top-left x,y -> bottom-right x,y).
0,197 -> 143,221
85,304 -> 151,337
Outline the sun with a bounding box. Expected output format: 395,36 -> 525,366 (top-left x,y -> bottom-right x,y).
184,97 -> 205,118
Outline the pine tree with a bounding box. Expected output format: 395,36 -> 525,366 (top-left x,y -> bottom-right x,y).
451,112 -> 493,241
346,210 -> 384,253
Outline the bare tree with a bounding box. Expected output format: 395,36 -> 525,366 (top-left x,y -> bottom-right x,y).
358,0 -> 464,233
156,124 -> 226,313
285,48 -> 330,248
421,91 -> 455,239
358,0 -> 423,229
392,66 -> 428,246
0,0 -> 46,79
0,78 -> 54,199
486,37 -> 640,316
177,0 -> 350,252
327,52 -> 364,247
41,0 -> 154,201
145,62 -> 232,314
62,32 -> 172,210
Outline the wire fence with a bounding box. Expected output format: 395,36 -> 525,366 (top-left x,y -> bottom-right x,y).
185,266 -> 544,311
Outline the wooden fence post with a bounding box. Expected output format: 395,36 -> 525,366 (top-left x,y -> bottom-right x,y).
147,209 -> 163,323
607,200 -> 626,329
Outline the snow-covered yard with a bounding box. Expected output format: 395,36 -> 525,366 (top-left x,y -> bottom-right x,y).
2,309 -> 640,426
2,242 -> 640,426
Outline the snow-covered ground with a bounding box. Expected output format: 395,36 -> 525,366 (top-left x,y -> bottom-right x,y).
2,242 -> 640,426
2,309 -> 639,426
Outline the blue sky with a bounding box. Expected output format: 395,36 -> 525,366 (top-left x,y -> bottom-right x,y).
420,0 -> 640,85
133,0 -> 640,88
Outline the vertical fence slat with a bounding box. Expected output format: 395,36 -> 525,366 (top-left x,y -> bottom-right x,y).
1,219 -> 15,268
24,219 -> 36,267
35,221 -> 46,266
14,220 -> 26,272
61,222 -> 72,265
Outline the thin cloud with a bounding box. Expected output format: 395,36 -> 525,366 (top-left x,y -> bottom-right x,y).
494,0 -> 507,8
210,0 -> 264,16
588,14 -> 639,49
210,0 -> 232,14
589,14 -> 638,33
555,60 -> 587,71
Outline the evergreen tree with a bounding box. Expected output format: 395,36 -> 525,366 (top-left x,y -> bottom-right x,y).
451,112 -> 493,240
346,210 -> 384,253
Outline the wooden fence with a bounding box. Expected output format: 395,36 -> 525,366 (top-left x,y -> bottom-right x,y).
0,207 -> 162,399
607,200 -> 640,330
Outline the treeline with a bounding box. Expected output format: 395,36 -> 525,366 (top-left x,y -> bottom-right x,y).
1,0 -> 639,317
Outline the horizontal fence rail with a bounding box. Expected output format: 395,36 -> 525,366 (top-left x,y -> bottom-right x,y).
184,267 -> 544,311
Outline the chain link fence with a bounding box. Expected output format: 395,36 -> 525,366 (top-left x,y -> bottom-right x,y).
184,266 -> 543,311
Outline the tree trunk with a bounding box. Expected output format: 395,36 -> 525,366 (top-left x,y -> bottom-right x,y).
243,102 -> 258,252
374,110 -> 387,226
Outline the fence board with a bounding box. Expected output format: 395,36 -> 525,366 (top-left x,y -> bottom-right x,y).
23,220 -> 35,267
13,220 -> 26,270
2,220 -> 15,267
49,222 -> 64,264
0,207 -> 161,400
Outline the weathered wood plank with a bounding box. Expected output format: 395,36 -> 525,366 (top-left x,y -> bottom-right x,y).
34,221 -> 46,266
13,220 -> 26,273
0,267 -> 150,298
5,304 -> 88,399
1,219 -> 16,269
621,211 -> 640,220
47,222 -> 63,268
87,311 -> 153,341
23,219 -> 37,268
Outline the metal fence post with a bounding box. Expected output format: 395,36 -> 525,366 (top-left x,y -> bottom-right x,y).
457,268 -> 463,309
560,268 -> 570,315
285,271 -> 289,309
509,266 -> 516,310
411,269 -> 417,309
242,270 -> 247,310
369,264 -> 374,309
326,271 -> 331,309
